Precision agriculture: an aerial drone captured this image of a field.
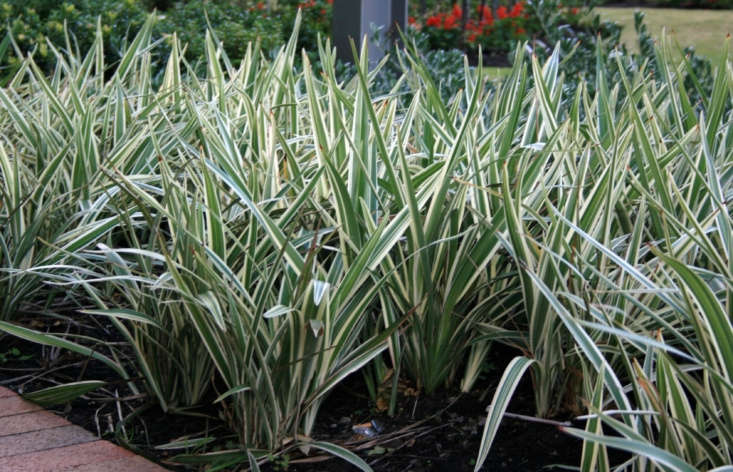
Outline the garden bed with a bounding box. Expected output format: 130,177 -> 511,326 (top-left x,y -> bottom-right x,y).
1,329 -> 591,471
0,3 -> 731,472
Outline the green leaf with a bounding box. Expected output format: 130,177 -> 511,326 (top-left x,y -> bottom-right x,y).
475,357 -> 534,471
564,426 -> 699,472
23,381 -> 106,407
309,441 -> 373,472
214,385 -> 252,404
0,321 -> 128,380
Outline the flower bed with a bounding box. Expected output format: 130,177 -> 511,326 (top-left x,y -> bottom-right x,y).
401,0 -> 627,72
0,0 -> 617,78
418,3 -> 532,51
0,3 -> 730,472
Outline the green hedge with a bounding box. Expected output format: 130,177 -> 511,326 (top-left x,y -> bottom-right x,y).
156,1 -> 282,62
0,0 -> 283,77
1,0 -> 146,73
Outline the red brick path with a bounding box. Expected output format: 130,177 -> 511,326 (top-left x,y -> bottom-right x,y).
0,386 -> 168,471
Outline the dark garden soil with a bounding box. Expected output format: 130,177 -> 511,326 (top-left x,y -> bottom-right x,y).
1,315 -> 608,471
468,50 -> 513,68
262,379 -> 583,472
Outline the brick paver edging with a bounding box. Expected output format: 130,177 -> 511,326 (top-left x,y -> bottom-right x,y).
0,385 -> 168,471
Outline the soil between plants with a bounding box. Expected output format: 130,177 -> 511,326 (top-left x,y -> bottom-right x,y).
1,318 -> 588,472
260,379 -> 583,472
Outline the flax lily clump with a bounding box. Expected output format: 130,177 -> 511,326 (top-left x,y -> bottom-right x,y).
0,10 -> 731,472
475,36 -> 732,472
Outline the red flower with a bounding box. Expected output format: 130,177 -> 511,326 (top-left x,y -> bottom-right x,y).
451,3 -> 462,17
510,2 -> 523,17
515,27 -> 526,34
484,12 -> 494,24
426,14 -> 442,27
408,16 -> 416,25
444,13 -> 458,29
497,5 -> 508,19
477,5 -> 493,25
571,7 -> 579,14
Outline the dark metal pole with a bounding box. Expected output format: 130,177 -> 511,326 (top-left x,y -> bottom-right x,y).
332,0 -> 362,62
332,0 -> 407,64
461,0 -> 469,46
391,0 -> 408,32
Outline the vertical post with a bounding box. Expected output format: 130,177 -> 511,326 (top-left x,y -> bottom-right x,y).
461,0 -> 469,47
332,0 -> 408,65
391,0 -> 407,32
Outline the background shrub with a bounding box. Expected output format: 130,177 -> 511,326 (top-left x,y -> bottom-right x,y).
0,0 -> 146,75
0,0 -> 284,79
279,0 -> 333,52
156,0 -> 282,63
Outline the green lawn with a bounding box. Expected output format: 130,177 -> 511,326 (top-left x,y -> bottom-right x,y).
484,66 -> 512,79
597,7 -> 733,59
485,7 -> 731,78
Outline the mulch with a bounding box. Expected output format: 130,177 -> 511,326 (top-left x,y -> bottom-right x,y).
0,316 -> 605,472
